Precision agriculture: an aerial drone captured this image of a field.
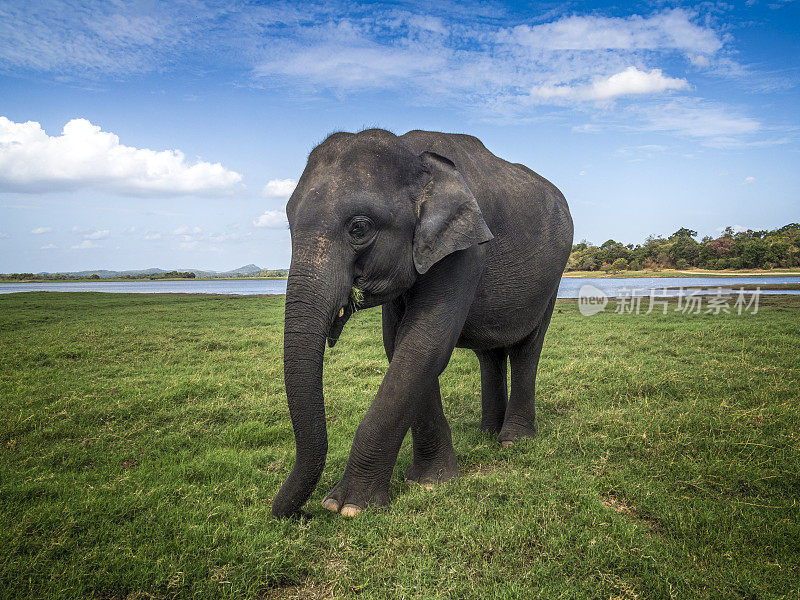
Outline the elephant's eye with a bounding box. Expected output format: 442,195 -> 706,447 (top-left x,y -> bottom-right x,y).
348,217 -> 375,245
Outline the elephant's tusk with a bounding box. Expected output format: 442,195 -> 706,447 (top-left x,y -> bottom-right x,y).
338,307 -> 345,318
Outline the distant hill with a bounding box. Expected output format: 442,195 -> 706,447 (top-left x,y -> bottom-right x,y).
225,263 -> 262,276
26,265 -> 275,279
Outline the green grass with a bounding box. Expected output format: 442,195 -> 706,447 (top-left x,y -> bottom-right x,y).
1,292 -> 798,599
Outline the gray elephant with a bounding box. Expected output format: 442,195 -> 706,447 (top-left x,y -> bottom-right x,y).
272,129 -> 573,518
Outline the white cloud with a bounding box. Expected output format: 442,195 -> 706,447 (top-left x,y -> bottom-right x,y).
251,7 -> 722,112
253,210 -> 288,228
256,37 -> 448,91
637,99 -> 761,143
40,243 -> 56,250
144,231 -> 161,240
0,232 -> 9,239
616,144 -> 668,155
31,226 -> 52,234
71,240 -> 98,249
262,178 -> 297,198
502,10 -> 722,54
0,3 -> 776,147
207,231 -> 251,243
84,229 -> 109,239
1,4 -> 723,85
590,68 -> 688,100
743,176 -> 756,184
0,117 -> 242,196
171,225 -> 202,235
0,1 -> 219,76
529,67 -> 688,102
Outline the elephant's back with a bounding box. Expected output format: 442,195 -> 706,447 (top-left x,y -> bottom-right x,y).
400,130 -> 571,242
401,129 -> 574,348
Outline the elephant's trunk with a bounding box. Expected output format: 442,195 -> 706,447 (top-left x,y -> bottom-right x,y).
271,246 -> 349,518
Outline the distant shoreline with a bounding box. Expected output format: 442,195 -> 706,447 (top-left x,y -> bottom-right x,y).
0,276 -> 289,283
4,269 -> 800,284
561,269 -> 800,278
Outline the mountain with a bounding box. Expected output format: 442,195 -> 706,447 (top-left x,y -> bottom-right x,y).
29,265 -> 267,278
225,263 -> 262,275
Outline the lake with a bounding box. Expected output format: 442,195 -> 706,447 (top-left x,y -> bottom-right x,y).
2,276 -> 799,297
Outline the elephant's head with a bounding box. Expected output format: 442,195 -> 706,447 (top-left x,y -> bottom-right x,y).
271,129 -> 492,518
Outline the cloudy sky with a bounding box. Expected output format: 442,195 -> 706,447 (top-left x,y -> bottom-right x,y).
1,0 -> 798,272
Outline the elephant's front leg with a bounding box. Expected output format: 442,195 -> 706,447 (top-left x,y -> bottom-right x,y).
322,249 -> 482,516
321,348 -> 451,516
382,300 -> 459,489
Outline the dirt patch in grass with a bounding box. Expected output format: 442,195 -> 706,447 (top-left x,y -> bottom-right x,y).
603,493 -> 662,532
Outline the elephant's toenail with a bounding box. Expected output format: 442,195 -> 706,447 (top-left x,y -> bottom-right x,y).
340,504 -> 361,517
321,498 -> 339,512
501,441 -> 514,448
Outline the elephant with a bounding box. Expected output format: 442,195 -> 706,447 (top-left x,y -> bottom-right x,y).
272,128 -> 573,518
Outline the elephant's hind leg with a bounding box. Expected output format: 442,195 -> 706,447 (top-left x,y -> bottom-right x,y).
498,294 -> 557,446
475,348 -> 508,433
405,381 -> 459,487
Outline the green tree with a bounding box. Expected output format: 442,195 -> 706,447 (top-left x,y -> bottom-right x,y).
596,240 -> 631,264
736,238 -> 768,268
669,236 -> 700,266
671,227 -> 698,239
610,258 -> 629,273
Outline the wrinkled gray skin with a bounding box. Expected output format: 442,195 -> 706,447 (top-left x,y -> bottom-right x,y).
272,129 -> 573,518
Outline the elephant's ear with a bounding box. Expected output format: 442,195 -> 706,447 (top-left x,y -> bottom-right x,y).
413,151 -> 494,275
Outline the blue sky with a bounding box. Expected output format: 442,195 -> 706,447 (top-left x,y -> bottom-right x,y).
1,0 -> 798,272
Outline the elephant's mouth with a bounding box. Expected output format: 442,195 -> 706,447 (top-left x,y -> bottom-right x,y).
326,284 -> 365,348
326,302 -> 355,348
326,283 -> 394,348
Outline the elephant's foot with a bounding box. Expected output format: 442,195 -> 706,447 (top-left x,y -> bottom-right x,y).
498,417 -> 538,447
404,447 -> 460,488
479,415 -> 505,435
321,476 -> 390,517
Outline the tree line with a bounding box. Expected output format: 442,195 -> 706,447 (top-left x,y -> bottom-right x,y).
567,223 -> 800,272
257,269 -> 289,278
1,271 -> 197,280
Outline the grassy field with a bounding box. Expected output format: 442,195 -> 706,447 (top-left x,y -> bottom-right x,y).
1,292 -> 798,599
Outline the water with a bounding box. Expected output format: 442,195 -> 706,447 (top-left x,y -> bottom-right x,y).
556,276 -> 800,298
0,279 -> 288,295
1,276 -> 798,297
